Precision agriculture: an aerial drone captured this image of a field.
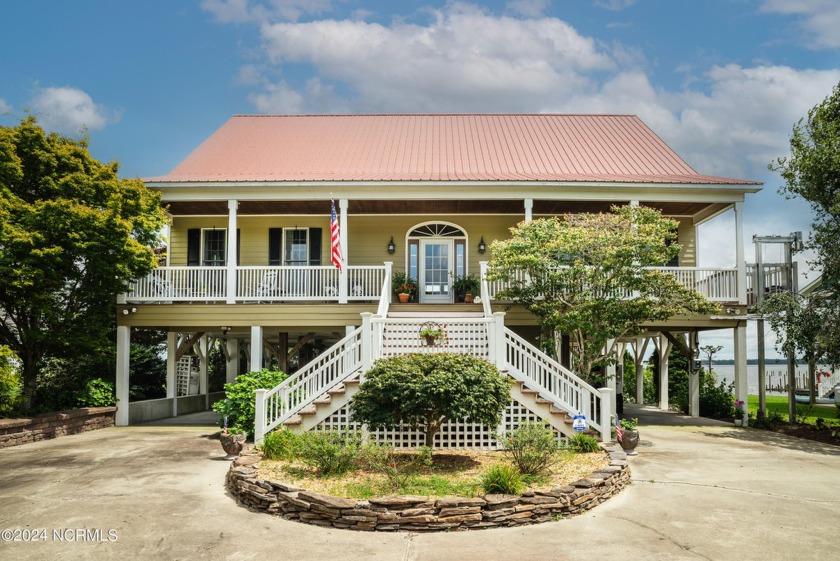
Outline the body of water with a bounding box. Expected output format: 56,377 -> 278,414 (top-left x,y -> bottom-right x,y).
707,364 -> 837,396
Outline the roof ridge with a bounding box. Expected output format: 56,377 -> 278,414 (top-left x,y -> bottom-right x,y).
231,113 -> 641,118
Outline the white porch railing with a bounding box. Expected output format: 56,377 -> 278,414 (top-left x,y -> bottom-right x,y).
481,264 -> 742,303
254,326 -> 365,441
127,264 -> 387,303
254,310 -> 613,443
128,266 -> 228,301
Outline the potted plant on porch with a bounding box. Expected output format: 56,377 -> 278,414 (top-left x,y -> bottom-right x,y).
392,272 -> 417,303
452,273 -> 481,303
419,324 -> 446,346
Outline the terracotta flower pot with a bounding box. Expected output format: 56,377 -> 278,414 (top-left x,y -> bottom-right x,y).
398,293 -> 410,303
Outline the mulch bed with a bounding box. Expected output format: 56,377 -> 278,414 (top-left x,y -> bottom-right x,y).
772,423 -> 840,447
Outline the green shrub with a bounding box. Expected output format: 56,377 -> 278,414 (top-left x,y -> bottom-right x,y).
568,432 -> 601,453
351,353 -> 509,448
297,430 -> 362,476
76,378 -> 116,407
212,369 -> 288,436
500,422 -> 558,476
480,463 -> 524,495
259,428 -> 301,461
0,346 -> 22,416
700,379 -> 735,419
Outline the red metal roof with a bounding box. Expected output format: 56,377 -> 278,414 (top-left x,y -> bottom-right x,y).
145,114 -> 759,185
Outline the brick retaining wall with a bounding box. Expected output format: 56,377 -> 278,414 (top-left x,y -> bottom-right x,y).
0,407 -> 116,448
226,444 -> 631,531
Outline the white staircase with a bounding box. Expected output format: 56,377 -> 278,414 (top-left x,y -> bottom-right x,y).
255,310 -> 613,444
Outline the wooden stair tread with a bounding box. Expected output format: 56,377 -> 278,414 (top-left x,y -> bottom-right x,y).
284,415 -> 302,426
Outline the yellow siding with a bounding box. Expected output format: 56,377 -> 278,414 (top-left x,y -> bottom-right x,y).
168,213 -> 697,269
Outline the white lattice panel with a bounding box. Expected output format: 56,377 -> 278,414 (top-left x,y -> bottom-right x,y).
379,320 -> 490,358
176,356 -> 192,397
313,398 -> 565,449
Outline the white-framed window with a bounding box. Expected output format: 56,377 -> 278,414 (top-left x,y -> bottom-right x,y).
283,228 -> 308,266
201,228 -> 227,266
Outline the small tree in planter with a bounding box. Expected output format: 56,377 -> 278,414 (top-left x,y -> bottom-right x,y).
350,353 -> 509,448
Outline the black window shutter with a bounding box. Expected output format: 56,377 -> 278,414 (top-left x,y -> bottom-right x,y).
268,228 -> 282,266
309,228 -> 322,265
187,229 -> 200,266
236,228 -> 241,265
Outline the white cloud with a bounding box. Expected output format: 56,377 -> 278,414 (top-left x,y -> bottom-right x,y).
29,86 -> 118,134
760,0 -> 840,49
255,5 -> 613,112
247,80 -> 305,113
0,98 -> 11,114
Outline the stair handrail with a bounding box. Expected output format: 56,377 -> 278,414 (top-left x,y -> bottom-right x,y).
503,327 -> 608,437
255,325 -> 365,441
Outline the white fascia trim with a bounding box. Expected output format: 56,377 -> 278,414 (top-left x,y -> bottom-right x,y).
151,181 -> 760,204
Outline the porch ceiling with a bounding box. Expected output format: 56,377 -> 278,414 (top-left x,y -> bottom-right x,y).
165,199 -> 725,218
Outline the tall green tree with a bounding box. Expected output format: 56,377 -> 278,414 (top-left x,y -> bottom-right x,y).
771,82 -> 840,284
759,291 -> 839,404
0,116 -> 166,409
487,205 -> 719,381
770,81 -> 840,366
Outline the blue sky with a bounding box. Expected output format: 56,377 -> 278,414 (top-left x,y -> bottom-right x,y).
3,0 -> 840,358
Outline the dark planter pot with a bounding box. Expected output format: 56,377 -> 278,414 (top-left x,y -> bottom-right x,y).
220,432 -> 247,459
620,429 -> 640,455
424,336 -> 437,346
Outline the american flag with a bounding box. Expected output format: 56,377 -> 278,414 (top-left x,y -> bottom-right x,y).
330,199 -> 343,272
615,418 -> 623,442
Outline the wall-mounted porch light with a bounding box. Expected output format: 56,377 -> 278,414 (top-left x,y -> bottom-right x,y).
478,236 -> 486,254
387,236 -> 396,254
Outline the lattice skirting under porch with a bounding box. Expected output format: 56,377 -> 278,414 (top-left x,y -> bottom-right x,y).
314,399 -> 565,450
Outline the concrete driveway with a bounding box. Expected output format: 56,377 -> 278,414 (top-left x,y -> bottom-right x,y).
1,406 -> 838,561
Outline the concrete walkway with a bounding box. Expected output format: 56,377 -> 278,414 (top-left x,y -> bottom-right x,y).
1,408 -> 839,561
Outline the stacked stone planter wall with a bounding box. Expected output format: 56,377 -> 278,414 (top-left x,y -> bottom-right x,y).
0,407 -> 116,449
226,444 -> 631,531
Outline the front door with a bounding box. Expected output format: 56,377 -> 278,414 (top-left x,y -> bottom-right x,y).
419,239 -> 453,304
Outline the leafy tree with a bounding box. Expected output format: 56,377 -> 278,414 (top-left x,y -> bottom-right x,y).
487,205 -> 719,381
769,81 -> 840,367
0,345 -> 22,416
700,344 -> 723,374
0,116 -> 166,410
350,353 -> 510,448
771,81 -> 840,291
760,291 -> 838,405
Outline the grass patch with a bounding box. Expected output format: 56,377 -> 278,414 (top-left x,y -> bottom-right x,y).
256,448 -> 607,499
747,395 -> 837,424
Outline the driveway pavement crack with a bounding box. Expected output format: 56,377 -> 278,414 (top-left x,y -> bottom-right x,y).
402,532 -> 415,561
610,515 -> 713,560
634,478 -> 840,504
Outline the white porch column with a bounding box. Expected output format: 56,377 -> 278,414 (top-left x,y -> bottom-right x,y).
199,334 -> 209,408
524,198 -> 533,222
688,333 -> 700,417
734,201 -> 747,305
733,322 -> 748,423
115,325 -> 130,426
605,339 -> 617,415
166,332 -> 177,416
339,198 -> 349,304
250,326 -> 263,373
657,335 -> 672,411
226,199 -> 238,304
633,337 -> 649,405
226,337 -> 240,384
598,387 -> 614,442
